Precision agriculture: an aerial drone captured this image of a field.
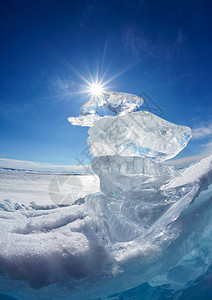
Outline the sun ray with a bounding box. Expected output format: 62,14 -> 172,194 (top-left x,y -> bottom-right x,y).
63,56 -> 136,100
103,64 -> 135,86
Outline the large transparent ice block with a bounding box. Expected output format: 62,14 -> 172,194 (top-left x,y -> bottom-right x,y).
87,111 -> 192,161
92,155 -> 180,196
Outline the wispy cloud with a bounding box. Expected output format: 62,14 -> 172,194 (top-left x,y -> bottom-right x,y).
192,123 -> 212,139
50,76 -> 79,97
121,25 -> 152,61
0,158 -> 91,173
121,24 -> 185,62
78,2 -> 96,28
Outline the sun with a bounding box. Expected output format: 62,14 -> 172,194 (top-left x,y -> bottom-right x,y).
89,83 -> 104,96
67,60 -> 133,100
68,62 -> 133,99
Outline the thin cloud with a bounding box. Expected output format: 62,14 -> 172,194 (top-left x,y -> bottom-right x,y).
192,123 -> 212,139
0,158 -> 91,173
121,25 -> 152,61
121,24 -> 185,62
78,2 -> 96,28
50,76 -> 78,97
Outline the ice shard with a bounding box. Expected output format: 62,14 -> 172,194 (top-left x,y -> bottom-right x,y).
68,114 -> 101,127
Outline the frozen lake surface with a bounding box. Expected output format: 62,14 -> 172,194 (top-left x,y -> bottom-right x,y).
0,168 -> 100,206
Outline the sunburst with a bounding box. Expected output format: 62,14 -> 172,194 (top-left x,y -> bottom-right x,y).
89,83 -> 104,96
69,62 -> 133,100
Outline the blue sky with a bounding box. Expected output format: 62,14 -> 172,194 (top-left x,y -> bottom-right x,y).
0,0 -> 212,170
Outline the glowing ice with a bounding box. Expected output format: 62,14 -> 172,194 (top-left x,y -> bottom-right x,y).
68,91 -> 144,126
68,92 -> 191,160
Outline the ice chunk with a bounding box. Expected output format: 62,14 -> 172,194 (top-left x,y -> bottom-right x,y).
68,114 -> 102,127
85,183 -> 198,245
92,155 -> 180,196
87,111 -> 192,161
81,91 -> 144,116
68,91 -> 144,127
